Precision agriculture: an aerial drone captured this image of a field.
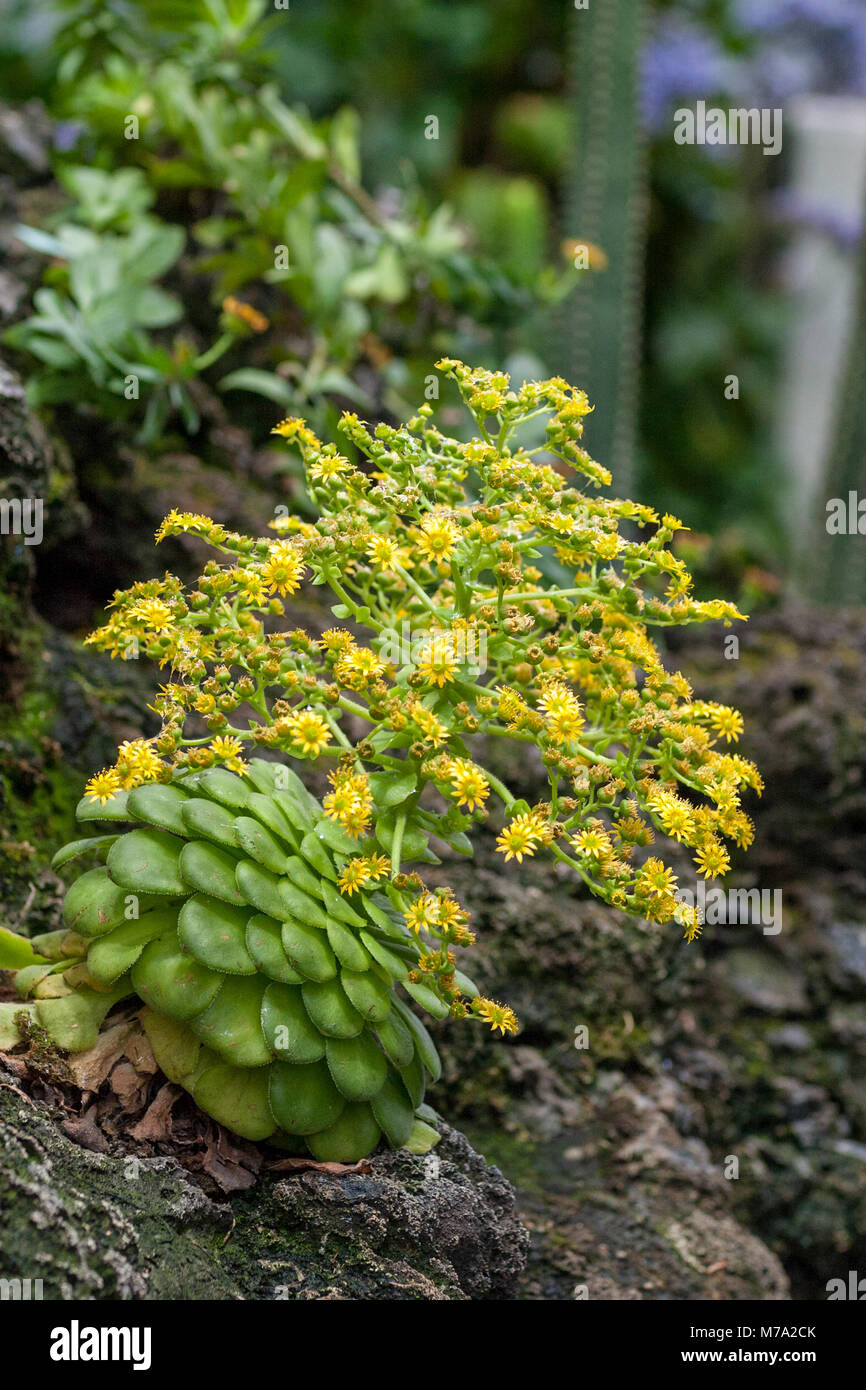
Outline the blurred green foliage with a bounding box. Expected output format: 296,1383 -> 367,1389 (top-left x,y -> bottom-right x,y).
3,0 -> 579,449
0,0 -> 806,578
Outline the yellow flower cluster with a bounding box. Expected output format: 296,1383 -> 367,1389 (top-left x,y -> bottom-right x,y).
323,768 -> 374,839
80,360 -> 761,1036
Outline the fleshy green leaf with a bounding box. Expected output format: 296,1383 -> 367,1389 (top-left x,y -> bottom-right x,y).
233,817 -> 288,874
306,1102 -> 381,1162
178,896 -> 256,975
341,967 -> 391,1024
192,1059 -> 276,1141
87,908 -> 177,985
301,977 -> 363,1039
325,1032 -> 388,1102
190,975 -> 271,1067
127,782 -> 191,836
261,982 -> 324,1063
179,840 -> 246,906
131,932 -> 224,1020
245,914 -> 304,984
51,835 -> 118,870
281,918 -> 337,983
0,927 -> 49,970
268,1058 -> 345,1136
371,1073 -> 415,1148
404,1118 -> 441,1154
180,797 -> 239,849
107,829 -> 187,897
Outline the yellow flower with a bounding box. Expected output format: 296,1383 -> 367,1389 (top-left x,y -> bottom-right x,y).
636,857 -> 678,900
310,453 -> 350,482
129,597 -> 175,633
271,417 -> 320,448
416,512 -> 458,565
283,710 -> 332,758
323,769 -> 373,838
85,768 -> 122,804
404,894 -> 440,934
319,628 -> 355,653
496,813 -> 544,862
367,535 -> 401,569
595,531 -> 621,561
694,841 -> 731,879
338,857 -> 374,896
116,739 -> 162,788
674,899 -> 704,942
415,633 -> 458,688
651,790 -> 696,844
571,827 -> 612,861
221,296 -> 269,333
446,758 -> 489,812
407,699 -> 447,746
334,646 -> 386,690
709,706 -> 744,743
473,997 -> 518,1036
261,541 -> 305,596
210,735 -> 245,772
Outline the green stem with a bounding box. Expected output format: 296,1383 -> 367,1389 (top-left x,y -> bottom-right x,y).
390,811 -> 407,877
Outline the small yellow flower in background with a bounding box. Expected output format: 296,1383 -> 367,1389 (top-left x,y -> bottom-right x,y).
334,645 -> 386,690
270,416 -> 321,450
85,768 -> 122,804
406,698 -> 446,746
221,296 -> 268,334
651,790 -> 696,844
319,628 -> 355,654
674,899 -> 704,942
209,735 -> 246,772
115,739 -> 162,789
473,997 -> 519,1036
594,531 -> 622,561
232,568 -> 268,606
282,710 -> 332,758
446,758 -> 489,812
636,857 -> 678,900
155,510 -> 215,544
538,679 -> 583,745
404,894 -> 440,934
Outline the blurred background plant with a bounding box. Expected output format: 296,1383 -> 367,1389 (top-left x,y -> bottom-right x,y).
2,0 -> 579,453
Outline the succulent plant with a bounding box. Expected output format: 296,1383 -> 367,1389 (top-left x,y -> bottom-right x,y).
0,757 -> 452,1161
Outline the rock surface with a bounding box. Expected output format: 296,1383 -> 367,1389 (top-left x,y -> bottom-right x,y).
0,1065 -> 527,1301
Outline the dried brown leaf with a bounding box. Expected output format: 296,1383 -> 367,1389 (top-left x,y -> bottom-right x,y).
128,1081 -> 181,1141
266,1156 -> 373,1176
66,1020 -> 136,1094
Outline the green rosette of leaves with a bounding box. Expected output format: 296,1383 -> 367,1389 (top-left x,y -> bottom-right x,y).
0,758 -> 447,1161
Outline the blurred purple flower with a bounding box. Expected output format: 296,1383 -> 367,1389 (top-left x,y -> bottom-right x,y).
642,21 -> 735,130
770,188 -> 863,250
644,1 -> 866,134
53,121 -> 84,153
